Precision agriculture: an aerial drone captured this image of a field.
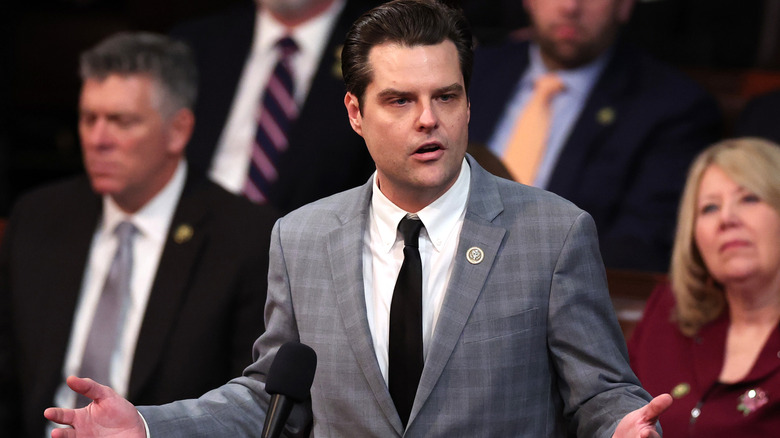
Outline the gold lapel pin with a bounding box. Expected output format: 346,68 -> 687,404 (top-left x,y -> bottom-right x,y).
173,224 -> 194,244
671,382 -> 690,399
466,247 -> 484,265
596,107 -> 616,126
331,45 -> 343,79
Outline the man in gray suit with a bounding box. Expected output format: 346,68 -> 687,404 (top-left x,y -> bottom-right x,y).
44,1 -> 671,436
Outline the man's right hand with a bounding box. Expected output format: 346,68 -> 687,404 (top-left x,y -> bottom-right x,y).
43,376 -> 146,438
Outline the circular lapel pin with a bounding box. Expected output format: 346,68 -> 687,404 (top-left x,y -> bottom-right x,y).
173,224 -> 194,244
466,247 -> 484,265
596,107 -> 615,125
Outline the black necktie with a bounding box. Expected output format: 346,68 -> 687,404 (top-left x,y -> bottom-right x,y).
389,216 -> 424,427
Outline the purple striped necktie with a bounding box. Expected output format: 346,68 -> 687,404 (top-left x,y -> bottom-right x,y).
244,36 -> 299,204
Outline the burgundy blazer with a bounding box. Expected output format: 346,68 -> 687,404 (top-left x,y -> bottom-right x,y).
629,283 -> 780,437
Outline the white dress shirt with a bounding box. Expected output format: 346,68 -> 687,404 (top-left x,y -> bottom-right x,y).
52,161 -> 186,421
209,0 -> 346,193
363,159 -> 470,384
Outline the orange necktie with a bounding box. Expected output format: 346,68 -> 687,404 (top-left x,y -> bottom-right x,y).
502,73 -> 565,185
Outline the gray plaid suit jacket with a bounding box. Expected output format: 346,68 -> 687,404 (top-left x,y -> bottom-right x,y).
140,155 -> 653,437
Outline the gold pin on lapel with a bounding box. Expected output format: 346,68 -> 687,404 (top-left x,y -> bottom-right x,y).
596,107 -> 616,125
331,45 -> 343,79
466,247 -> 484,265
671,382 -> 690,399
173,224 -> 194,244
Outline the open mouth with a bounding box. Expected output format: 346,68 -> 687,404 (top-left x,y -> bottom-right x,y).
415,143 -> 442,154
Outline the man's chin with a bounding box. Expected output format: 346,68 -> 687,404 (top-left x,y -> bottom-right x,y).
88,180 -> 121,197
540,42 -> 597,70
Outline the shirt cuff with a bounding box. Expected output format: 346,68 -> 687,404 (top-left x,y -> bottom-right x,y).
138,409 -> 151,438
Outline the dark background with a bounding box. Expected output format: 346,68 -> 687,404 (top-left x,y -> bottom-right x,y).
2,0 -> 780,215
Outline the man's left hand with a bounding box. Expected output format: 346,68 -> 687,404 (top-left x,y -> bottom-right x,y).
613,394 -> 673,438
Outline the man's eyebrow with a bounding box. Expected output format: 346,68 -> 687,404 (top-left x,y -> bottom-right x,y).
376,83 -> 465,99
435,83 -> 464,94
377,88 -> 413,99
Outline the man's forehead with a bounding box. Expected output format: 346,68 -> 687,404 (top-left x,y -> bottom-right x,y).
80,74 -> 157,98
364,40 -> 462,89
366,39 -> 457,61
79,74 -> 161,115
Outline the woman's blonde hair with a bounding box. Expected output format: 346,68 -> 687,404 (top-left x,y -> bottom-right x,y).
671,137 -> 780,336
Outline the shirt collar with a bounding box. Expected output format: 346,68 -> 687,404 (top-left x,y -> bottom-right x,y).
100,160 -> 187,244
371,158 -> 470,252
255,0 -> 345,59
524,43 -> 611,97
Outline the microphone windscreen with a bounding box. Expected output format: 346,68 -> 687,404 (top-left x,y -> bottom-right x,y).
265,341 -> 317,402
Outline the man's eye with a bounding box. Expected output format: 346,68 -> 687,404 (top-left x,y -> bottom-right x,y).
79,113 -> 96,125
115,117 -> 138,128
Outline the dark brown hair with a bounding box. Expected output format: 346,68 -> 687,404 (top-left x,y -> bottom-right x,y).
342,0 -> 473,108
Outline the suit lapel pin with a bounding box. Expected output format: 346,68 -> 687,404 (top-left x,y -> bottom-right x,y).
331,45 -> 343,79
596,107 -> 615,126
466,247 -> 484,265
173,224 -> 194,244
671,382 -> 690,399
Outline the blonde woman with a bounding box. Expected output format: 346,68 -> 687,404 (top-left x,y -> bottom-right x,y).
629,137 -> 780,436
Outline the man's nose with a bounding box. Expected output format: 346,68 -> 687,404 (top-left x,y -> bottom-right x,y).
82,119 -> 111,147
417,102 -> 439,130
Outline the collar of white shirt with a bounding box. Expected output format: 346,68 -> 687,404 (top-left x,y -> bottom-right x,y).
254,0 -> 346,67
101,159 -> 187,244
370,158 -> 470,252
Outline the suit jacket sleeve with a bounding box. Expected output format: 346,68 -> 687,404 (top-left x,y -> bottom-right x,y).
547,211 -> 656,436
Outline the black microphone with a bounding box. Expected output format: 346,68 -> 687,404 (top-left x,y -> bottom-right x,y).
261,341 -> 317,438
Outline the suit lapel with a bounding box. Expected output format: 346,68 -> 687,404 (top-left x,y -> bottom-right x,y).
325,180 -> 406,434
127,176 -> 210,400
43,182 -> 102,386
410,159 -> 506,424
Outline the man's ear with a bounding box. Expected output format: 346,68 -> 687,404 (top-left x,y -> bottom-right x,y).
344,92 -> 363,137
167,108 -> 195,155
